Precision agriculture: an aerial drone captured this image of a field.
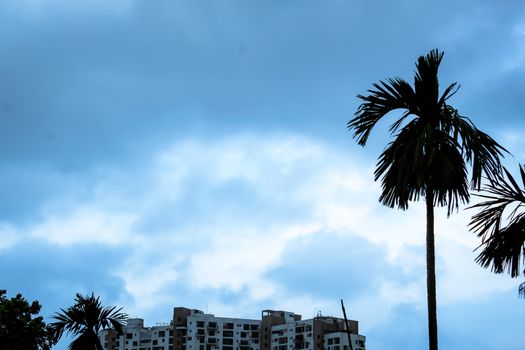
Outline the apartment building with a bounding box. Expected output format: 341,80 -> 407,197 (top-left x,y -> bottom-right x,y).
179,308 -> 261,350
100,307 -> 365,350
262,311 -> 365,350
100,318 -> 173,350
324,332 -> 366,350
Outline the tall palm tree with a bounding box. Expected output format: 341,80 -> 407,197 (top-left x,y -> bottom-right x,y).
469,164 -> 525,296
51,293 -> 128,350
347,49 -> 506,350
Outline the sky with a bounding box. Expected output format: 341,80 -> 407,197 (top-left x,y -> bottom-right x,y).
1,0 -> 525,349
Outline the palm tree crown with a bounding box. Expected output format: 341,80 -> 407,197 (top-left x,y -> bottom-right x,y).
469,165 -> 525,296
349,49 -> 505,214
51,293 -> 128,350
348,49 -> 506,350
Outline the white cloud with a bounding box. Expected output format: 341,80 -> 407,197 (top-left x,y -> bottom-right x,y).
188,222 -> 321,292
2,132 -> 516,322
31,206 -> 137,245
0,224 -> 19,250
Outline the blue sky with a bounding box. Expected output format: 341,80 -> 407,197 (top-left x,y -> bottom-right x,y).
1,0 -> 525,349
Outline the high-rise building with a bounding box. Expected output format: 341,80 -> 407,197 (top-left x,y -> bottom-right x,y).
261,310 -> 365,350
100,318 -> 173,350
175,307 -> 261,350
99,307 -> 366,350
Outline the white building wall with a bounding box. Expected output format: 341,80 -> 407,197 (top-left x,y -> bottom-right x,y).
269,319 -> 365,350
186,313 -> 261,350
323,332 -> 366,350
100,309 -> 365,350
100,318 -> 173,350
270,319 -> 315,350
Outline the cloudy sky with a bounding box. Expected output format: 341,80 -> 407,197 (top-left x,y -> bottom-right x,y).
1,0 -> 525,349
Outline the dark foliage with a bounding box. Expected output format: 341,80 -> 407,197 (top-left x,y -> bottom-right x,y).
349,49 -> 506,215
0,290 -> 56,350
51,293 -> 127,350
348,49 -> 506,350
469,165 -> 525,295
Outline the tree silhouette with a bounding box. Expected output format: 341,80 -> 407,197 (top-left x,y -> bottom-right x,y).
0,290 -> 56,350
51,293 -> 127,350
348,49 -> 506,350
469,164 -> 525,296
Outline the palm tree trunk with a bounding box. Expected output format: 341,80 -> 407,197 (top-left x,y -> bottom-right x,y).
426,189 -> 438,350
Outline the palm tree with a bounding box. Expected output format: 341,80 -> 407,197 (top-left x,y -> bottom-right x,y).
469,165 -> 525,296
51,293 -> 128,350
347,49 -> 506,350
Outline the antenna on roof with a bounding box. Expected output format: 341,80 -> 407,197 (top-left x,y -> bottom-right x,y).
341,299 -> 354,350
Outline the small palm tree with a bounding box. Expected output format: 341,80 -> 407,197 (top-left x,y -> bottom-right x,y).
51,293 -> 127,350
348,49 -> 506,350
469,164 -> 525,296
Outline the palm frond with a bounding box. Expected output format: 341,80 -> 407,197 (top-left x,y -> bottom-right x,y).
51,293 -> 128,349
438,82 -> 460,106
469,165 -> 525,241
413,49 -> 442,118
475,215 -> 525,277
350,49 -> 506,215
441,106 -> 507,188
69,330 -> 102,350
470,165 -> 525,278
374,117 -> 470,215
349,77 -> 416,145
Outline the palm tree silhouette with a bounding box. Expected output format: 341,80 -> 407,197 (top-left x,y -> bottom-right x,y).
469,165 -> 525,296
51,293 -> 127,350
348,49 -> 506,350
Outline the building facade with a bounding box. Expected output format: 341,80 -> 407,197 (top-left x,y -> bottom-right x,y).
324,332 -> 366,350
263,311 -> 365,350
100,307 -> 366,350
100,318 -> 173,350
